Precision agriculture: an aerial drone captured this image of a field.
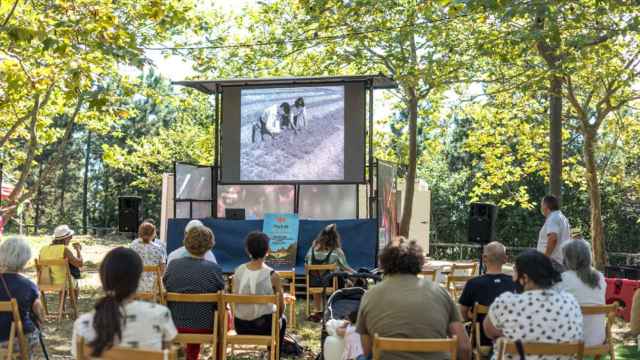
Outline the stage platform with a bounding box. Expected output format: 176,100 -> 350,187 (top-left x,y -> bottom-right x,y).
167,218 -> 378,274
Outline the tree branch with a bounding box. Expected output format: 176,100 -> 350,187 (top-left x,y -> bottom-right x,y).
7,100 -> 40,203
16,93 -> 85,205
0,0 -> 19,29
564,75 -> 589,129
364,47 -> 396,76
0,83 -> 55,148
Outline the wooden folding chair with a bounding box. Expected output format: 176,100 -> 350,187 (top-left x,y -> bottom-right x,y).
581,304 -> 617,360
496,339 -> 584,360
471,303 -> 490,360
0,299 -> 28,360
446,275 -> 475,299
305,264 -> 337,317
278,270 -> 297,328
372,334 -> 458,360
221,294 -> 280,360
35,258 -> 78,322
451,262 -> 478,276
134,265 -> 164,304
419,270 -> 438,282
75,336 -> 178,360
224,274 -> 234,293
165,292 -> 220,359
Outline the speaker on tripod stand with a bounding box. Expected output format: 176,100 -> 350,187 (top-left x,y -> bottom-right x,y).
468,203 -> 497,274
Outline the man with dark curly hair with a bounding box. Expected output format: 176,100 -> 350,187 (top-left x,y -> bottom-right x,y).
356,241 -> 471,360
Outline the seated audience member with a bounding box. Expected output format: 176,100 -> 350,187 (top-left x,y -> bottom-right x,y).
305,224 -> 354,319
39,225 -> 83,289
484,250 -> 583,359
459,242 -> 518,346
556,239 -> 606,346
131,218 -> 164,247
233,232 -> 286,347
167,220 -> 217,264
130,222 -> 166,292
72,247 -> 176,357
356,241 -> 471,360
0,236 -> 46,357
164,226 -> 225,360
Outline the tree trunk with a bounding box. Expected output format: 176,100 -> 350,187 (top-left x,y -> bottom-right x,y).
583,130 -> 606,269
82,130 -> 91,234
549,75 -> 563,199
59,160 -> 67,219
399,89 -> 418,237
34,162 -> 43,234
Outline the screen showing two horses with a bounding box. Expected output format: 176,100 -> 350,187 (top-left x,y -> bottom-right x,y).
221,83 -> 365,183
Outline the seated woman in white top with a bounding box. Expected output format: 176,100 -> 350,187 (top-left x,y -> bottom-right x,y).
557,239 -> 606,346
232,231 -> 286,346
484,250 -> 583,360
72,247 -> 177,357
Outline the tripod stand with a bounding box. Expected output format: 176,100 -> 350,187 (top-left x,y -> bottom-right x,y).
478,243 -> 486,275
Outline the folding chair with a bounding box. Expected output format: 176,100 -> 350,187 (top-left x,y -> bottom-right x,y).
496,339 -> 584,360
221,294 -> 280,360
133,265 -> 164,304
419,270 -> 438,282
581,304 -> 617,360
372,334 -> 458,360
165,292 -> 220,360
75,336 -> 178,360
278,270 -> 297,328
451,262 -> 478,276
471,303 -> 490,360
0,299 -> 28,360
305,264 -> 337,317
446,275 -> 475,299
35,258 -> 78,322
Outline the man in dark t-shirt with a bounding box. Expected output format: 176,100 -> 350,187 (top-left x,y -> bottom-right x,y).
459,241 -> 518,346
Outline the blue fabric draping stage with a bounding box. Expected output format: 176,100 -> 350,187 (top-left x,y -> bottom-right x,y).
167,218 -> 378,273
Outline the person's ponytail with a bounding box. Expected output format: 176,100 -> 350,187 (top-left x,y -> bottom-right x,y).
90,295 -> 124,356
89,247 -> 142,356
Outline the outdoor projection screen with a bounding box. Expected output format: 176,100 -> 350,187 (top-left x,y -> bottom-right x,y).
221,83 -> 366,183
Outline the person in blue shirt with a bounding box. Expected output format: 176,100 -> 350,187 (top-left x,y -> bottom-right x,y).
0,236 -> 46,357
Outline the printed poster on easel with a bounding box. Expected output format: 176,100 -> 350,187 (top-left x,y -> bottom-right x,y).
263,213 -> 299,270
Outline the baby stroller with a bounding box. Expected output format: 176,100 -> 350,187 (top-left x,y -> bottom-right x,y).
317,271 -> 381,360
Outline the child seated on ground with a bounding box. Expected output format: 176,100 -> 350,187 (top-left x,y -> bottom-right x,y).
324,311 -> 363,360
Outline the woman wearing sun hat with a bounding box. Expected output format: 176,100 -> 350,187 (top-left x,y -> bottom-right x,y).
39,225 -> 84,289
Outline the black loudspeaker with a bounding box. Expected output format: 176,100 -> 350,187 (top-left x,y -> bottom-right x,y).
118,196 -> 142,233
468,203 -> 497,244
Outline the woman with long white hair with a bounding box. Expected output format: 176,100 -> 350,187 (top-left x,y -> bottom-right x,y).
557,239 -> 606,346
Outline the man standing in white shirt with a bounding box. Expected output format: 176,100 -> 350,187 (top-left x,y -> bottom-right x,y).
537,195 -> 571,272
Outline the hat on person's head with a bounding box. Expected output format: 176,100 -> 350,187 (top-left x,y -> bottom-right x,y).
54,225 -> 74,241
185,219 -> 204,233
